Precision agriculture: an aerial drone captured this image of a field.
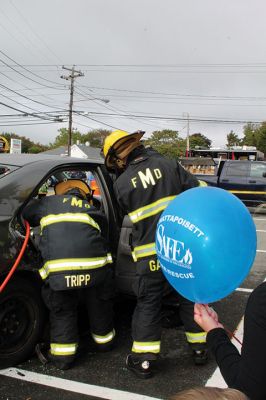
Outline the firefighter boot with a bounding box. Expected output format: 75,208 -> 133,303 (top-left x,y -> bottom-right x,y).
126,353 -> 157,379
35,343 -> 74,370
190,344 -> 208,366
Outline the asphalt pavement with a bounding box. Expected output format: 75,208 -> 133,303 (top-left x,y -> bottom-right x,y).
0,212 -> 265,400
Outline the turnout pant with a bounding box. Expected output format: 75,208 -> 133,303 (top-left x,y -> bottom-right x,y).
42,267 -> 114,363
131,256 -> 206,357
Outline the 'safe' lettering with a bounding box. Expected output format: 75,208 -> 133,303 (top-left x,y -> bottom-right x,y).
156,224 -> 193,267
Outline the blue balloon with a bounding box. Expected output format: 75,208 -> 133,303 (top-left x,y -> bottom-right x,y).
155,187 -> 257,303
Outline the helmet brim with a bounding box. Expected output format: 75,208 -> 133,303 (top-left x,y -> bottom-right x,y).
55,179 -> 92,196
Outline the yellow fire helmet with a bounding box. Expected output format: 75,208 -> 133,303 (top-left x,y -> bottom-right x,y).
102,130 -> 145,170
54,179 -> 93,198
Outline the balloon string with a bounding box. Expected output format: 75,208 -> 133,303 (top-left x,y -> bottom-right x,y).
224,326 -> 243,346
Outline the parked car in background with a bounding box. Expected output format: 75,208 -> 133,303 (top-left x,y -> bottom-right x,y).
194,160 -> 266,209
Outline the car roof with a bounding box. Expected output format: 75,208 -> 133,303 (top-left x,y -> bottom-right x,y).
0,153 -> 104,167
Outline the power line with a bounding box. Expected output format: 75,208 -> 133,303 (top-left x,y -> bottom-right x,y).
75,87 -> 162,130
0,121 -> 63,127
80,111 -> 264,125
0,50 -> 66,89
83,85 -> 266,101
8,0 -> 63,65
0,101 -> 64,122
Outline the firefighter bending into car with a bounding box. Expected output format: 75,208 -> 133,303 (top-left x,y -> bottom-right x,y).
102,130 -> 208,379
22,179 -> 115,370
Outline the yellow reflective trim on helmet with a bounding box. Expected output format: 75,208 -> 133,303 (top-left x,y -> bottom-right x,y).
129,195 -> 176,223
39,254 -> 113,279
40,213 -> 100,231
132,341 -> 161,353
185,331 -> 207,343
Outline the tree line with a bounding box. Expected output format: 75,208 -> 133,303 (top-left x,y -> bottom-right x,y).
1,121 -> 266,158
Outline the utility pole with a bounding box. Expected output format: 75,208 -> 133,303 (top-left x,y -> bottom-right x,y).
61,65 -> 84,156
183,112 -> 190,157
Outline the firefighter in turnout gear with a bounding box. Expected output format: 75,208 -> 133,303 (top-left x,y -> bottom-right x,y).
22,179 -> 115,370
102,130 -> 208,379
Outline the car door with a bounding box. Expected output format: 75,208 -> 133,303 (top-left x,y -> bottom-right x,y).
219,161 -> 249,204
247,162 -> 266,207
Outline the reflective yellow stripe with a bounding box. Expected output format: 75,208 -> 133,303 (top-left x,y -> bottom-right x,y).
128,195 -> 176,223
50,342 -> 77,356
185,331 -> 207,344
39,254 -> 113,279
229,190 -> 266,195
132,243 -> 156,261
40,213 -> 100,231
92,329 -> 115,344
198,180 -> 208,187
132,341 -> 161,354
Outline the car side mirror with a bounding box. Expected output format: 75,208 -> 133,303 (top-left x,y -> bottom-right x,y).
263,172 -> 266,178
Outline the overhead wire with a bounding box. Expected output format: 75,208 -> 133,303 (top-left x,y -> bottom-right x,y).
8,0 -> 63,65
0,101 -> 65,122
0,50 -> 66,89
81,111 -> 263,125
75,87 -> 163,131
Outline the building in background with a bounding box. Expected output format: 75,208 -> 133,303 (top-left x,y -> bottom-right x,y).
190,146 -> 264,161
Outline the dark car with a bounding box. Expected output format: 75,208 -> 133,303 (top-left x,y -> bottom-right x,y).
0,154 -> 173,368
194,160 -> 266,209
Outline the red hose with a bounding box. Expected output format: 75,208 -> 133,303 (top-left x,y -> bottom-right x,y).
0,220 -> 30,293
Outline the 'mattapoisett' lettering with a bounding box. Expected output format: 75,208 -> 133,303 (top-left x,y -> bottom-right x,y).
158,214 -> 204,238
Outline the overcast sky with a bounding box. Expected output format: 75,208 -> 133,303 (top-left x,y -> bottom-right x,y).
1,0 -> 266,148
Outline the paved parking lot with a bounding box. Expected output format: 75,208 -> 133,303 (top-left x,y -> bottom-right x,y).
0,213 -> 265,400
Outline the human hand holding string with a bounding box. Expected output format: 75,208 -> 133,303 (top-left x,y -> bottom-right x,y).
194,303 -> 224,333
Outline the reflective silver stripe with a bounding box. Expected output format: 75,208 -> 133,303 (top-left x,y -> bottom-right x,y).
129,195 -> 176,223
132,243 -> 156,261
132,341 -> 161,353
40,213 -> 100,231
50,343 -> 77,356
39,254 -> 113,279
185,332 -> 207,343
92,329 -> 115,344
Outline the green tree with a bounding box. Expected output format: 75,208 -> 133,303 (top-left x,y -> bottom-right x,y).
242,123 -> 260,147
145,129 -> 185,158
226,130 -> 241,148
28,143 -> 49,153
82,129 -> 111,147
256,121 -> 266,155
52,127 -> 83,147
189,133 -> 212,149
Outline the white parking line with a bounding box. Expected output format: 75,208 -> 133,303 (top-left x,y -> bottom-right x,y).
0,368 -> 162,400
236,287 -> 253,293
257,250 -> 266,253
256,230 -> 266,233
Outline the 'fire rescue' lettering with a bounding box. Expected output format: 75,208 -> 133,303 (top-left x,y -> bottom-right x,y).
65,274 -> 91,287
131,168 -> 162,189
